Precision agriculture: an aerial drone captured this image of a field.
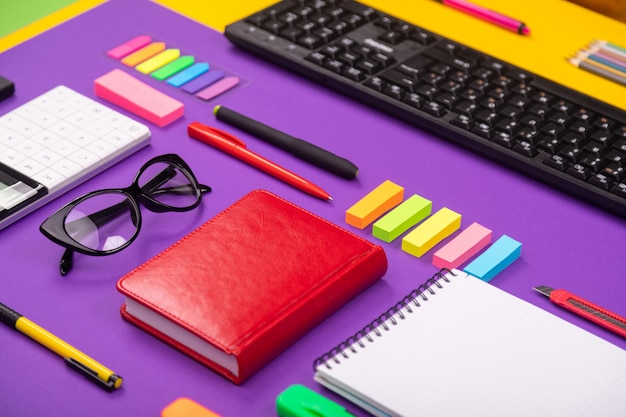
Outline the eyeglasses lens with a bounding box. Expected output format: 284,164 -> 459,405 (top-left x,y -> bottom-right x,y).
138,162 -> 199,209
65,191 -> 137,252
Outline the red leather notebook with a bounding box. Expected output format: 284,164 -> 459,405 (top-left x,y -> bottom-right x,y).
117,190 -> 388,384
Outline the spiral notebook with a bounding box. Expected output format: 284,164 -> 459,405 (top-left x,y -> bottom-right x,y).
314,269 -> 626,417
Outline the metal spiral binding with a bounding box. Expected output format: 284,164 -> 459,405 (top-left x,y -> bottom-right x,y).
313,268 -> 456,370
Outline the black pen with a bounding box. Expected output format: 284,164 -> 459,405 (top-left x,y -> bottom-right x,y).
213,105 -> 359,179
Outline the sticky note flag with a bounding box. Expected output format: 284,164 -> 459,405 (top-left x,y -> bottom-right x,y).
136,49 -> 181,74
401,207 -> 461,257
432,222 -> 492,269
121,42 -> 166,67
196,76 -> 240,101
463,234 -> 522,282
346,180 -> 404,229
107,35 -> 152,60
373,194 -> 432,242
181,69 -> 224,94
167,62 -> 210,87
151,55 -> 195,80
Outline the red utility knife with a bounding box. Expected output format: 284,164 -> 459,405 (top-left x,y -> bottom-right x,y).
534,286 -> 626,338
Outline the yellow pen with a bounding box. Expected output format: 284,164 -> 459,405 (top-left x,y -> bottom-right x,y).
0,302 -> 123,391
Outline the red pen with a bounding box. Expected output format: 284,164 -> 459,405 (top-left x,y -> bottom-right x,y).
534,286 -> 626,338
188,122 -> 332,201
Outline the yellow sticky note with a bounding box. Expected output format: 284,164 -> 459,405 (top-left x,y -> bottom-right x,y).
346,180 -> 404,229
136,48 -> 180,74
402,207 -> 461,257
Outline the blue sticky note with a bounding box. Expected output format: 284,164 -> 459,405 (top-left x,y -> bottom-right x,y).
463,235 -> 521,282
181,69 -> 225,94
167,62 -> 210,87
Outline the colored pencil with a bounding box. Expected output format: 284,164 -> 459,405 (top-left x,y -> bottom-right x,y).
568,56 -> 626,87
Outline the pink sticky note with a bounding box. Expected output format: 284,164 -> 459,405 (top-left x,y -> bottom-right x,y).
195,76 -> 240,101
95,69 -> 184,127
107,35 -> 152,60
432,222 -> 492,269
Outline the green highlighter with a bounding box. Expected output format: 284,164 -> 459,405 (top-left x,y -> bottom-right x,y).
276,385 -> 355,417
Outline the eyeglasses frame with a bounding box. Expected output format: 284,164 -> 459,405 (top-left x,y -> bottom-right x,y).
39,153 -> 211,275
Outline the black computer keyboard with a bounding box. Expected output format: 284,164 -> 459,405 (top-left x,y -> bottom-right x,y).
224,0 -> 626,218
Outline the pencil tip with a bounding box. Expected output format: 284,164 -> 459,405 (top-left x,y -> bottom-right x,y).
328,196 -> 333,201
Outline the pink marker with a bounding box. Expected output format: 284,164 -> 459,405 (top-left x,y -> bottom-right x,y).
438,0 -> 530,35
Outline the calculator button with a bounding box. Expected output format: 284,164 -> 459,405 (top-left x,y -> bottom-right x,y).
49,138 -> 80,156
32,168 -> 66,191
62,92 -> 94,110
121,121 -> 151,140
0,129 -> 27,147
13,120 -> 44,137
14,139 -> 44,156
48,85 -> 76,101
83,101 -> 113,118
48,120 -> 79,137
101,112 -> 133,129
102,130 -> 135,149
85,140 -> 117,159
65,130 -> 97,147
46,102 -> 77,119
66,111 -> 97,129
70,149 -> 100,168
0,112 -> 27,129
13,158 -> 46,177
31,93 -> 60,110
0,148 -> 27,167
84,120 -> 115,137
50,158 -> 83,180
15,105 -> 60,128
31,148 -> 64,167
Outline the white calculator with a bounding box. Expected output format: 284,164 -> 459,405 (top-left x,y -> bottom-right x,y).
0,85 -> 151,231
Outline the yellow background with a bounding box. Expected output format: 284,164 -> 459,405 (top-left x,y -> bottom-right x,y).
154,0 -> 626,111
2,0 -> 625,110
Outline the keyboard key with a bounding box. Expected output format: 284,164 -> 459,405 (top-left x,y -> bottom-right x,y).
588,173 -> 613,190
543,155 -> 569,171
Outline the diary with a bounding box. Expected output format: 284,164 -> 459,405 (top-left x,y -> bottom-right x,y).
117,190 -> 388,384
314,269 -> 626,417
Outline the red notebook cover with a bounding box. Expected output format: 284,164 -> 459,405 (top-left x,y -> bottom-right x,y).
116,190 -> 388,384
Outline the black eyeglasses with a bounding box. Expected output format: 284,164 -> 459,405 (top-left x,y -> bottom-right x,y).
40,154 -> 211,275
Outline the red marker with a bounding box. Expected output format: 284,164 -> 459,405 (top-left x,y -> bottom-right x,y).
188,122 -> 332,201
534,286 -> 626,338
437,0 -> 530,35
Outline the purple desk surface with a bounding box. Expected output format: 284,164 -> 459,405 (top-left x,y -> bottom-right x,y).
1,1 -> 625,416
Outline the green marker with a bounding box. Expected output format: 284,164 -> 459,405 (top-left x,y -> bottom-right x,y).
276,384 -> 355,417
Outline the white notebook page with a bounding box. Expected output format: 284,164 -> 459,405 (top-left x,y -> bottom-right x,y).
314,270 -> 626,417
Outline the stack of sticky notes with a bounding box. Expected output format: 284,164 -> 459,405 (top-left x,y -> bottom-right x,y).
95,69 -> 184,127
107,35 -> 241,102
345,180 -> 522,281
